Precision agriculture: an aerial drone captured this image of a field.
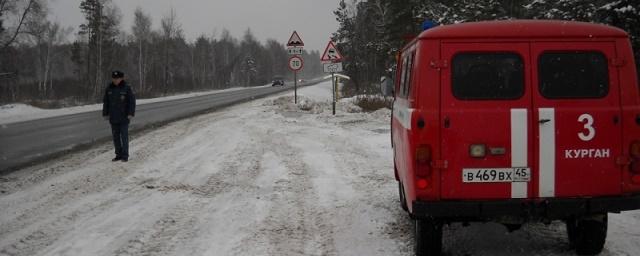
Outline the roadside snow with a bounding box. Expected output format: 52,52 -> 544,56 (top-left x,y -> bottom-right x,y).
0,86 -> 251,125
0,81 -> 638,256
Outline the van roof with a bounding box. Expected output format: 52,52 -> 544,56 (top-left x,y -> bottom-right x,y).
418,20 -> 628,40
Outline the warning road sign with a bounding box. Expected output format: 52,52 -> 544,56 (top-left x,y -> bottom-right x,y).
287,31 -> 304,47
321,41 -> 343,62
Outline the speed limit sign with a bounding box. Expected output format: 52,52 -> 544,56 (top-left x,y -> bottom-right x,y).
288,56 -> 304,72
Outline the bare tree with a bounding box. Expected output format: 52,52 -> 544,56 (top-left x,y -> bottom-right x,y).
132,7 -> 151,94
23,0 -> 69,98
0,0 -> 39,51
160,8 -> 182,95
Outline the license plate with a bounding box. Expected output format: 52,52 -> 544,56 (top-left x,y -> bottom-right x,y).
462,168 -> 531,183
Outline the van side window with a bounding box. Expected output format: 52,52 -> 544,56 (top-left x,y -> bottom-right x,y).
538,52 -> 609,99
404,53 -> 415,97
452,53 -> 524,100
399,55 -> 409,98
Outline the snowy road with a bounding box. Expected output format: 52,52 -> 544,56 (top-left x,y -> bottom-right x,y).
0,79 -> 324,172
1,81 -> 639,256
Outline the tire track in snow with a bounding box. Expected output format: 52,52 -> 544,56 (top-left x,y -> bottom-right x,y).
317,119 -> 412,256
232,125 -> 338,256
113,122 -> 267,256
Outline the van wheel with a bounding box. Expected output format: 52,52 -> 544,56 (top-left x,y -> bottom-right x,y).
399,182 -> 408,211
566,214 -> 607,255
414,218 -> 443,256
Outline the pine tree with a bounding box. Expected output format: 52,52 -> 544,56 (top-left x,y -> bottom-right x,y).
193,35 -> 212,88
333,0 -> 359,90
597,0 -> 640,71
265,39 -> 288,80
524,0 -> 600,20
79,0 -> 120,100
240,29 -> 259,87
450,0 -> 507,21
385,0 -> 421,49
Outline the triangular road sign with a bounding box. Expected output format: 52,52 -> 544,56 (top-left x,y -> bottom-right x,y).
287,31 -> 304,47
321,41 -> 343,62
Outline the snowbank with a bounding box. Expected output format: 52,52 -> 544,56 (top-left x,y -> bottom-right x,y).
263,81 -> 386,117
0,87 -> 252,125
0,103 -> 103,125
265,94 -> 392,120
0,104 -> 46,117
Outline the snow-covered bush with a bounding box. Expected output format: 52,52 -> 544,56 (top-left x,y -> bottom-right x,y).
267,95 -> 327,114
352,95 -> 392,112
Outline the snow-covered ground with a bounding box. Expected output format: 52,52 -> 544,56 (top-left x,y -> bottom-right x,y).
0,81 -> 638,256
0,86 -> 253,125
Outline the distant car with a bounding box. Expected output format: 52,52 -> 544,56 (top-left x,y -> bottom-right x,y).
298,79 -> 305,83
272,77 -> 285,86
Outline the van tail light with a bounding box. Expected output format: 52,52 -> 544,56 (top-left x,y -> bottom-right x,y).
416,144 -> 432,181
417,179 -> 429,189
629,141 -> 640,174
416,145 -> 432,164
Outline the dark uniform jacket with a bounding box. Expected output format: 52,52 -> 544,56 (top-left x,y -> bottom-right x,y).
103,81 -> 136,124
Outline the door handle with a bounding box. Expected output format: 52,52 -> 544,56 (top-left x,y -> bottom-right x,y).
539,119 -> 551,124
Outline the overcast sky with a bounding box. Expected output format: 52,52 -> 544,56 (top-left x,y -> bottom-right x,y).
48,0 -> 341,52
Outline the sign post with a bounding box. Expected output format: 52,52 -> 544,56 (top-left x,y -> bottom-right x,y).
321,40 -> 343,115
287,31 -> 305,104
288,55 -> 304,103
332,73 -> 335,114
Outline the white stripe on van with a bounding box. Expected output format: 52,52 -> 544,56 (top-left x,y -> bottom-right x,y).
393,98 -> 413,130
539,108 -> 556,198
511,109 -> 528,199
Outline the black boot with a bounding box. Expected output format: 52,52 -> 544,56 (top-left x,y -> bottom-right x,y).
112,156 -> 121,162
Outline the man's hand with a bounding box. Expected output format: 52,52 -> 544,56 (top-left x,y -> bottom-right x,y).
127,115 -> 133,119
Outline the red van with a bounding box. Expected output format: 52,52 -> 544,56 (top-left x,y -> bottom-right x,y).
391,20 -> 640,256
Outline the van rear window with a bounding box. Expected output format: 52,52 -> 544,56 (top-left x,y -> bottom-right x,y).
452,53 -> 524,100
538,52 -> 609,99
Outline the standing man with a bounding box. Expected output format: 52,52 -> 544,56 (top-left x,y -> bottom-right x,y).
103,70 -> 136,162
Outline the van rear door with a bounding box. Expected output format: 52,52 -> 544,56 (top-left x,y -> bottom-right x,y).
440,43 -> 533,200
531,42 -> 623,198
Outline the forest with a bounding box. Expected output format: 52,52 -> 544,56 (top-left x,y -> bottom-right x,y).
333,0 -> 640,93
0,0 -> 323,106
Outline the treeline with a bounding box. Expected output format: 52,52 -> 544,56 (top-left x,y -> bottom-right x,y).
0,0 -> 322,106
333,0 -> 640,93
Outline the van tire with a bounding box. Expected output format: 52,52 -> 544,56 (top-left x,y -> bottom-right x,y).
399,182 -> 408,211
566,214 -> 607,255
566,218 -> 578,245
414,218 -> 442,256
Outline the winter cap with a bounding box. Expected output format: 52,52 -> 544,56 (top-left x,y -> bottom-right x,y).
111,70 -> 125,78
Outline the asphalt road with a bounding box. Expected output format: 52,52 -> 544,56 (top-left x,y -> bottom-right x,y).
0,79 -> 325,172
